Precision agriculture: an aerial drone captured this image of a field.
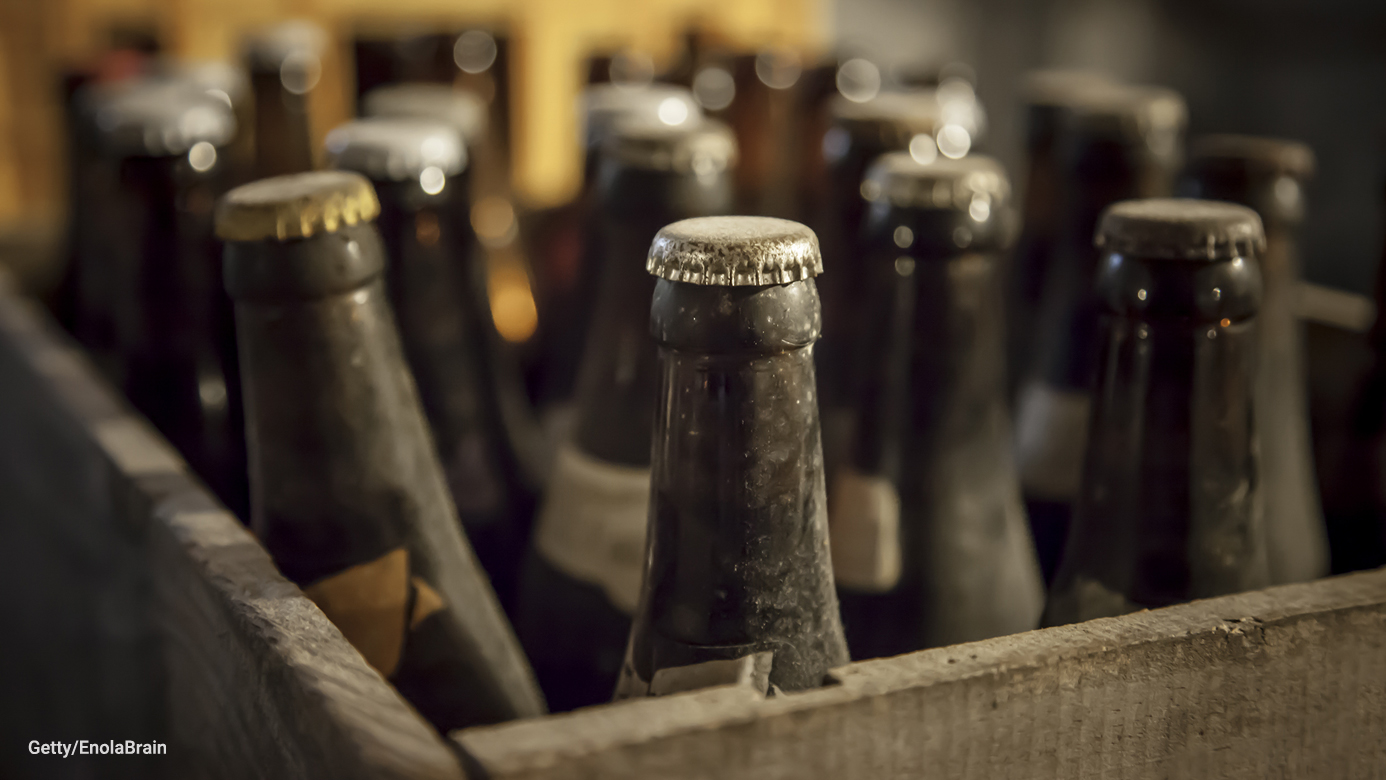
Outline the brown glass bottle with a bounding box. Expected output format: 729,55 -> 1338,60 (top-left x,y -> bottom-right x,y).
91,78 -> 246,515
1014,86 -> 1186,584
832,154 -> 1042,657
533,84 -> 703,408
1181,135 -> 1327,584
243,20 -> 327,178
324,117 -> 538,609
815,91 -> 942,456
616,216 -> 849,698
1006,71 -> 1117,399
360,83 -> 549,527
216,171 -> 545,731
1044,199 -> 1270,625
517,119 -> 736,711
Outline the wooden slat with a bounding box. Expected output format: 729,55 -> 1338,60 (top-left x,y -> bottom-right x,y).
456,567 -> 1386,779
0,273 -> 466,780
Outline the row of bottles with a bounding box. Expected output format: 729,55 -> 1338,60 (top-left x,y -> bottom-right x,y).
50,18 -> 1386,734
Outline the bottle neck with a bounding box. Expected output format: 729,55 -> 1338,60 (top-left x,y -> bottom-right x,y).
633,277 -> 846,691
1054,252 -> 1267,613
850,226 -> 1008,481
1033,140 -> 1151,391
372,179 -> 499,460
109,153 -> 225,359
251,69 -> 315,177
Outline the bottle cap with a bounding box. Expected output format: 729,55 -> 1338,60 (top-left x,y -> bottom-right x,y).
325,118 -> 467,182
243,19 -> 329,73
862,153 -> 1010,211
1064,84 -> 1187,153
215,170 -> 380,242
862,153 -> 1012,250
1184,135 -> 1315,225
582,84 -> 701,148
1021,69 -> 1118,108
830,89 -> 940,138
647,216 -> 822,286
602,118 -> 737,174
362,83 -> 487,145
1188,134 -> 1315,179
93,77 -> 237,157
1096,198 -> 1265,261
160,58 -> 250,108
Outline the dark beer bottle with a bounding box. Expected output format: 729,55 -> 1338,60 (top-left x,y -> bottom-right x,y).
816,90 -> 942,453
359,83 -> 549,518
517,119 -> 736,711
1044,198 -> 1270,625
243,20 -> 327,178
533,84 -> 703,408
616,216 -> 850,698
832,154 -> 1043,658
1181,135 -> 1327,584
1006,70 -> 1116,398
93,78 -> 246,514
1014,86 -> 1186,583
216,170 -> 546,730
324,117 -> 539,608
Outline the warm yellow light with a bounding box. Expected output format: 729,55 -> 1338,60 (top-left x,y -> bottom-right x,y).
487,255 -> 539,343
472,196 -> 517,247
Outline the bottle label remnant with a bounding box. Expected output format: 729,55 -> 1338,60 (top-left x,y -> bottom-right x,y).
534,443 -> 651,614
829,468 -> 903,591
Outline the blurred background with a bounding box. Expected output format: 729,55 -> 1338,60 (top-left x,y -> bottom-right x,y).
0,0 -> 1383,293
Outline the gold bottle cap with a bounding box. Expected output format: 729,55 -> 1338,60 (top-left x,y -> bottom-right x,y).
215,170 -> 380,242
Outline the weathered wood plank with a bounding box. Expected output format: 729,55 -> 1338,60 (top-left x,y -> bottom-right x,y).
455,569 -> 1386,779
0,273 -> 466,780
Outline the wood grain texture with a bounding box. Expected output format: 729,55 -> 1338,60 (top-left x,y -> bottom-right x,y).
0,273 -> 466,779
456,568 -> 1386,779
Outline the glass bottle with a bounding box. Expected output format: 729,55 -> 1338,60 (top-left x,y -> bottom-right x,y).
532,84 -> 702,410
93,78 -> 246,515
1014,86 -> 1187,584
216,170 -> 546,730
360,84 -> 549,526
1181,135 -> 1327,584
815,90 -> 942,469
1044,198 -> 1270,625
1006,70 -> 1117,399
242,20 -> 327,179
616,216 -> 849,698
517,119 -> 736,711
832,154 -> 1043,657
324,117 -> 539,609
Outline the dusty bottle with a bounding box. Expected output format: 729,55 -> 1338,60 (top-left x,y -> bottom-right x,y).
243,20 -> 327,178
1043,198 -> 1270,625
324,117 -> 539,608
517,119 -> 736,711
1181,135 -> 1327,584
615,216 -> 850,698
1014,86 -> 1186,583
215,170 -> 546,730
1006,70 -> 1117,398
832,154 -> 1043,657
92,78 -> 246,514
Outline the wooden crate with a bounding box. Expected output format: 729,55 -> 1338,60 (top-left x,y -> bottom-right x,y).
0,268 -> 1383,779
